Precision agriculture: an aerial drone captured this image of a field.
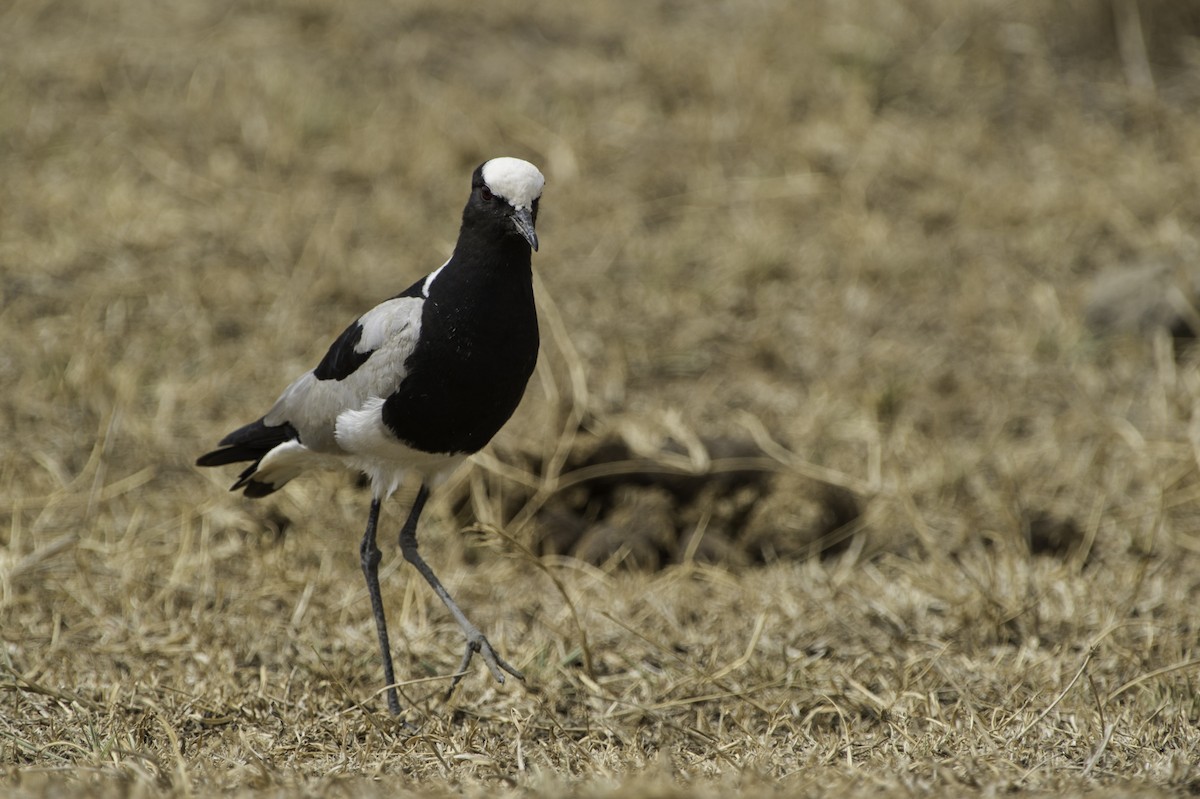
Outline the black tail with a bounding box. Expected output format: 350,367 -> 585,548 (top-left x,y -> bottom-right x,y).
197,418 -> 299,497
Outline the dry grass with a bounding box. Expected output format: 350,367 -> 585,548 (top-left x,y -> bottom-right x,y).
4,0 -> 1200,795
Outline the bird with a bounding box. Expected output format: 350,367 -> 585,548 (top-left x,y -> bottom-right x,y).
196,157 -> 545,718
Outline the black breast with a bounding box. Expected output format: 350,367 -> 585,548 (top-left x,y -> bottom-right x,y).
381,244 -> 539,455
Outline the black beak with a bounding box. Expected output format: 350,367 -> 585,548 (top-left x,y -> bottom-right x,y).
510,207 -> 539,251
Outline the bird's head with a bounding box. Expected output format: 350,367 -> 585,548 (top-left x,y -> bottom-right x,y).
468,157 -> 545,252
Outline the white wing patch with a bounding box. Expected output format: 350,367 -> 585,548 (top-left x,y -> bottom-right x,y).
263,296 -> 424,455
357,296 -> 423,352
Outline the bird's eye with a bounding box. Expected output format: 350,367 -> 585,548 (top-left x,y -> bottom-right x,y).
480,186 -> 494,201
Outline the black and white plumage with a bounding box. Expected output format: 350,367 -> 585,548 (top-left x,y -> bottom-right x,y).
197,157 -> 545,717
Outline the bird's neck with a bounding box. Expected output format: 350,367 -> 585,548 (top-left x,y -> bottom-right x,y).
442,232 -> 532,293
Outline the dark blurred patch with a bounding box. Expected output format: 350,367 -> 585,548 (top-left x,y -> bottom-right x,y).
740,481 -> 863,563
461,433 -> 865,571
569,487 -> 676,571
531,434 -> 774,570
229,509 -> 292,548
564,434 -> 772,509
1024,509 -> 1088,563
1046,0 -> 1200,70
1085,261 -> 1200,350
262,512 -> 293,544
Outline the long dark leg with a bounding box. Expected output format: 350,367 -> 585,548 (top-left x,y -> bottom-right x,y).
360,497 -> 402,716
399,483 -> 524,696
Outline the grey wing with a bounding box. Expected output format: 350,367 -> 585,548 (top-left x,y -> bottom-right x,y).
264,296 -> 425,453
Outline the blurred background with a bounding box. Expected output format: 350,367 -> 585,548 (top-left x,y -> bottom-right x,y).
3,0 -> 1200,792
5,0 -> 1200,565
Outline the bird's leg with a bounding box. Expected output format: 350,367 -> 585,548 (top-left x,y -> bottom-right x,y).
399,483 -> 525,697
360,497 -> 403,717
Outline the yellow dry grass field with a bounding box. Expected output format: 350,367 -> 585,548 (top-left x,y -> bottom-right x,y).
4,0 -> 1200,796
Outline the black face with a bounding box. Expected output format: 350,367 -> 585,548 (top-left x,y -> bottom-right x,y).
468,168 -> 507,218
466,164 -> 539,247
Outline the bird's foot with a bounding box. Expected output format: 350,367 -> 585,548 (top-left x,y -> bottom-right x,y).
446,630 -> 524,698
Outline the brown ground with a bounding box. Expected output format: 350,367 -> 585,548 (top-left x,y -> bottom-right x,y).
4,0 -> 1200,796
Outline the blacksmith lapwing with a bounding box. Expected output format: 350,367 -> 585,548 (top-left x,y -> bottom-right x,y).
197,157 -> 545,717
